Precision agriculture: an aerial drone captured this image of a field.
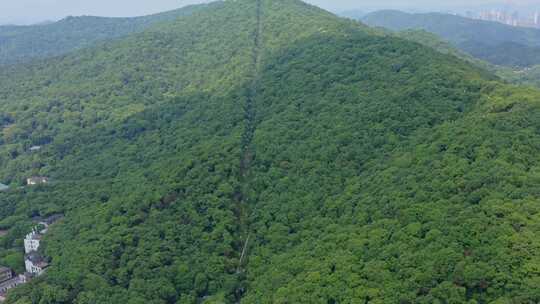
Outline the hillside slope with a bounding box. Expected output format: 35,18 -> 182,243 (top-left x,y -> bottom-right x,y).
362,10 -> 540,67
499,65 -> 540,88
394,30 -> 493,69
0,3 -> 210,66
0,0 -> 539,303
392,29 -> 540,89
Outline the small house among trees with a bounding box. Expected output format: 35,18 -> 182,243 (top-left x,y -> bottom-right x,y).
0,268 -> 12,283
0,266 -> 26,300
26,177 -> 48,186
24,252 -> 48,275
0,275 -> 27,298
40,214 -> 63,226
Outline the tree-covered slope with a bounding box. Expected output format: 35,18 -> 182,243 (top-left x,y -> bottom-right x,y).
0,3 -> 210,66
394,29 -> 540,90
394,30 -> 493,69
499,65 -> 540,88
0,0 -> 539,303
242,33 -> 540,303
361,10 -> 540,68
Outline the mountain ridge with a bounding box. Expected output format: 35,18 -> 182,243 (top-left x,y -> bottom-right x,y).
0,3 -> 214,66
361,10 -> 540,67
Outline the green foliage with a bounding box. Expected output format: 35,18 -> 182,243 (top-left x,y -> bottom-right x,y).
461,41 -> 540,68
397,29 -> 540,90
396,30 -> 493,69
0,0 -> 539,303
0,3 -> 210,66
362,10 -> 540,67
497,65 -> 540,88
0,250 -> 24,273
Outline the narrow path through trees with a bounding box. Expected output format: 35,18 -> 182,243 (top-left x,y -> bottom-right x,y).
234,0 -> 263,300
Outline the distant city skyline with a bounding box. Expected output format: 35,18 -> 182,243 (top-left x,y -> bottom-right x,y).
465,8 -> 540,28
2,0 -> 540,25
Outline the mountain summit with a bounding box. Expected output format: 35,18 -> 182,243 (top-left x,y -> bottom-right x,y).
0,1 -> 540,303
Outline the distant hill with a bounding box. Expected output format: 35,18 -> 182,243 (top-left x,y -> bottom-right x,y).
395,30 -> 488,67
0,4 -> 209,66
361,10 -> 540,67
32,20 -> 56,26
387,27 -> 540,89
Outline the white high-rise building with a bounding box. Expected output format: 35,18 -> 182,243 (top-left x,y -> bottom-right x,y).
23,230 -> 42,254
535,11 -> 539,25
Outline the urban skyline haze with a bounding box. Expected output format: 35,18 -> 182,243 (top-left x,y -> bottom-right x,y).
1,0 -> 540,25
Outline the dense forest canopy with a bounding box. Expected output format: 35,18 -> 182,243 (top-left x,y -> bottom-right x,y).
373,23 -> 540,90
362,10 -> 540,68
0,0 -> 539,303
0,3 -> 210,66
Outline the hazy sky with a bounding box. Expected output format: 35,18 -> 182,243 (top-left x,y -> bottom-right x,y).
1,0 -> 539,25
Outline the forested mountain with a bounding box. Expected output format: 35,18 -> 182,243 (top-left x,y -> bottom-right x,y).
362,10 -> 540,67
0,3 -> 209,66
1,0 -> 540,303
394,30 -> 491,69
499,65 -> 540,88
386,28 -> 540,89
